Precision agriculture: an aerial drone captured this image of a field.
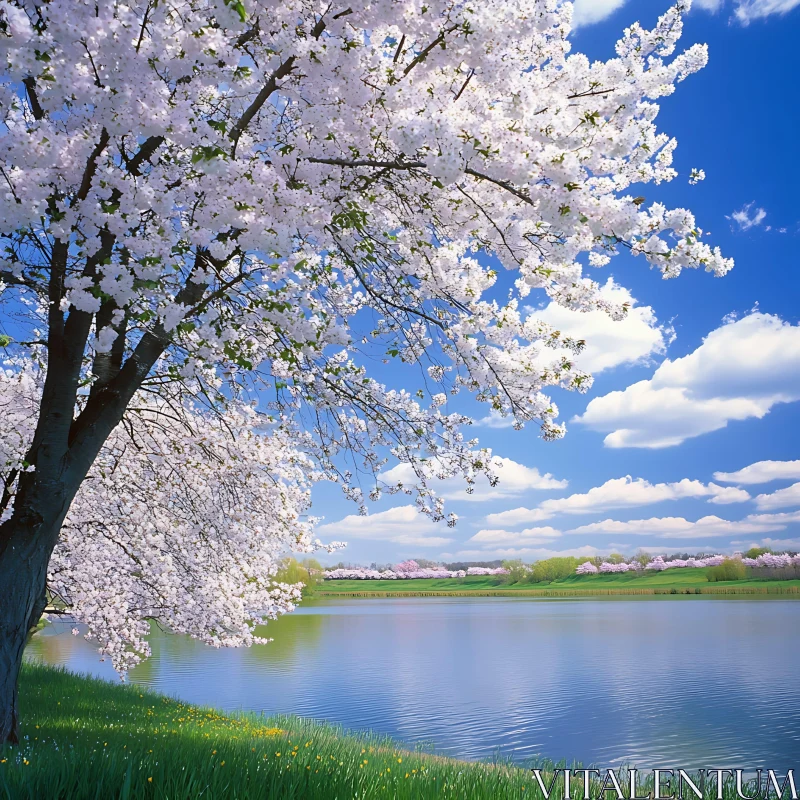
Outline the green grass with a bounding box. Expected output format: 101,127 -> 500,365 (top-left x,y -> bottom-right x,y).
316,568 -> 800,597
0,663 -> 545,799
1,663 -> 775,799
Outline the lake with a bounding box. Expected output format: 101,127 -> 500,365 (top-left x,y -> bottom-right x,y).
26,596 -> 800,770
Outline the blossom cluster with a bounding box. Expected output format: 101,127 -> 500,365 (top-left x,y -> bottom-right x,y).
0,0 -> 732,523
740,553 -> 800,568
599,561 -> 643,573
0,0 -> 735,677
645,555 -> 726,571
576,553 -> 800,575
0,363 -> 341,674
324,564 -> 508,580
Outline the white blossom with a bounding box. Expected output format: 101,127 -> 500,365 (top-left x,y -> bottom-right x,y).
0,0 -> 734,678
0,364 -> 337,675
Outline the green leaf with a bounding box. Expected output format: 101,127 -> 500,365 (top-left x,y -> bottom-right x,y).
191,145 -> 227,163
224,0 -> 247,22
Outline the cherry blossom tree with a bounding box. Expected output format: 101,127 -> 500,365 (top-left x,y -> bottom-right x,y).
1,362 -> 341,674
0,0 -> 730,742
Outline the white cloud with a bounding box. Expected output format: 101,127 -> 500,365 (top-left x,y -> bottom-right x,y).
475,410 -> 515,429
571,0 -> 628,27
714,460 -> 800,485
734,0 -> 800,23
567,514 -> 784,538
728,202 -> 767,231
531,278 -> 671,374
484,506 -> 552,527
380,456 -> 567,503
467,526 -> 562,548
754,482 -> 800,511
569,0 -> 800,29
757,537 -> 800,549
484,476 -> 750,527
445,545 -> 603,560
575,313 -> 800,448
315,505 -> 453,547
607,543 -> 722,553
746,510 -> 800,524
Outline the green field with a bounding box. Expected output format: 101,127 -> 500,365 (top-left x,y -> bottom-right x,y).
316,568 -> 800,597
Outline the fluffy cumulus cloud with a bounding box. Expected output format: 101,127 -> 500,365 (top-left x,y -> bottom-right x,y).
380,456 -> 566,502
569,0 -> 799,28
531,279 -> 671,374
475,410 -> 515,429
714,460 -> 800,485
746,510 -> 800,524
567,514 -> 784,538
575,313 -> 800,448
728,202 -> 767,231
315,505 -> 453,547
733,0 -> 800,23
484,476 -> 750,527
570,0 -> 629,27
467,526 -> 562,548
443,545 -> 603,560
754,482 -> 800,511
757,537 -> 800,549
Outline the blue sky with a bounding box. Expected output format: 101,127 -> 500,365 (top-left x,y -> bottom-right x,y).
311,0 -> 800,566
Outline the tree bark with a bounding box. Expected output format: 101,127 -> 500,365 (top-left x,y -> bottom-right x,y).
0,242 -> 207,742
0,511 -> 55,744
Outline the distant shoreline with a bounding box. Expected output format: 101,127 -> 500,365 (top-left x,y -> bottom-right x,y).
315,585 -> 800,598
315,568 -> 800,599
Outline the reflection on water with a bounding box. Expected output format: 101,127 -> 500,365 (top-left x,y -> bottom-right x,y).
26,597 -> 800,769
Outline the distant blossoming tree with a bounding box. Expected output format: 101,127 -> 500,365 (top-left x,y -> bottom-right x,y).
394,560 -> 421,573
0,0 -> 729,741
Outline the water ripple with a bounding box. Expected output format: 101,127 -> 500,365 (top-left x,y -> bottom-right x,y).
27,597 -> 800,769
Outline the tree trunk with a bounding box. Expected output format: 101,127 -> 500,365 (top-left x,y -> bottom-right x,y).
0,512 -> 58,744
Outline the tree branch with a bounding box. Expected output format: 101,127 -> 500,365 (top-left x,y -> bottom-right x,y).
89,304 -> 129,401
76,128 -> 110,202
401,26 -> 459,78
22,77 -> 44,120
227,8 -> 351,155
125,135 -> 165,177
308,156 -> 424,170
228,58 -> 297,156
64,249 -> 215,482
305,156 -> 536,205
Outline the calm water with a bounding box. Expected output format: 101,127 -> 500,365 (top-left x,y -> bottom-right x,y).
26,597 -> 800,769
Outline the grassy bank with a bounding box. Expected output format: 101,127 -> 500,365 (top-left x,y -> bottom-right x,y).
316,568 -> 800,597
1,663 -> 543,799
1,664 -> 777,799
